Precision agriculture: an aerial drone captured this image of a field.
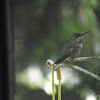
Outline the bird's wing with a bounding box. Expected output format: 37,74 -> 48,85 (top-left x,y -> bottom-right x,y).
54,54 -> 70,64
61,40 -> 75,55
55,40 -> 75,64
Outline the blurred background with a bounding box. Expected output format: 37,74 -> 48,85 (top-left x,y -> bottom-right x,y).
11,0 -> 100,100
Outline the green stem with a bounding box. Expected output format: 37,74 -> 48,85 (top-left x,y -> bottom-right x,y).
52,64 -> 55,100
58,79 -> 61,100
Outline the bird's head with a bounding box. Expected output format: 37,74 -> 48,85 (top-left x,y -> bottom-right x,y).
71,31 -> 91,44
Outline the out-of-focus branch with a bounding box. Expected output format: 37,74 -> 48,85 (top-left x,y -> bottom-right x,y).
70,56 -> 100,62
46,57 -> 100,81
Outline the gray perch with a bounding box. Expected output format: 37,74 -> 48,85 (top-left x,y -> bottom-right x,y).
46,56 -> 100,81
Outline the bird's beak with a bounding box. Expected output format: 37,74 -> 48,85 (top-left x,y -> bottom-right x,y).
81,31 -> 91,36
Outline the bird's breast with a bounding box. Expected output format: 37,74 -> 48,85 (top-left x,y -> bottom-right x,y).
69,43 -> 83,59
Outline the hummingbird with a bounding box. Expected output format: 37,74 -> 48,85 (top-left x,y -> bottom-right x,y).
54,31 -> 91,64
